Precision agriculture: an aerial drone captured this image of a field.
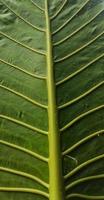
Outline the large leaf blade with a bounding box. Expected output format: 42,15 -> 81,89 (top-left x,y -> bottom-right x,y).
0,0 -> 104,199
0,0 -> 49,199
52,0 -> 104,198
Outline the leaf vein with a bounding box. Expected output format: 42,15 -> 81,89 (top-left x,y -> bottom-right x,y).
58,81 -> 104,109
65,174 -> 104,191
54,31 -> 104,63
52,0 -> 90,35
0,140 -> 48,163
60,105 -> 104,132
0,187 -> 49,198
0,31 -> 46,56
0,58 -> 46,80
0,114 -> 48,135
0,167 -> 49,189
50,0 -> 67,20
1,1 -> 45,32
30,0 -> 45,12
0,84 -> 48,109
53,9 -> 104,46
64,154 -> 104,180
62,130 -> 104,156
66,193 -> 104,199
56,53 -> 104,86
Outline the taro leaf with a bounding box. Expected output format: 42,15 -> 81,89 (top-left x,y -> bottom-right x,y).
0,0 -> 104,200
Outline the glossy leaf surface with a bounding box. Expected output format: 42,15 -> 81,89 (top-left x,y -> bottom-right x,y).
0,0 -> 104,199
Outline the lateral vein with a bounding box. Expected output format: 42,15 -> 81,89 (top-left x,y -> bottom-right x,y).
50,0 -> 67,20
64,154 -> 104,180
0,187 -> 49,198
30,0 -> 45,12
53,9 -> 103,46
66,193 -> 104,199
0,140 -> 48,163
58,81 -> 104,109
0,167 -> 49,188
62,130 -> 104,156
1,1 -> 45,32
56,53 -> 104,86
60,105 -> 104,132
65,174 -> 104,191
55,31 -> 104,63
0,114 -> 48,135
52,0 -> 90,35
0,58 -> 46,80
0,84 -> 47,109
0,31 -> 46,56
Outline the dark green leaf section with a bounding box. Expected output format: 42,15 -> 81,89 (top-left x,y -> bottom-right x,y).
0,0 -> 104,199
51,0 -> 104,198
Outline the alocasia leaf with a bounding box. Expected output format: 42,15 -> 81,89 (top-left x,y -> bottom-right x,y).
0,0 -> 104,199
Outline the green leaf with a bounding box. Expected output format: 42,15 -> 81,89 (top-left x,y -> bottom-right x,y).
0,0 -> 104,199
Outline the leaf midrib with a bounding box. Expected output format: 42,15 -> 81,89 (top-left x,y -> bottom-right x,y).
45,1 -> 64,199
